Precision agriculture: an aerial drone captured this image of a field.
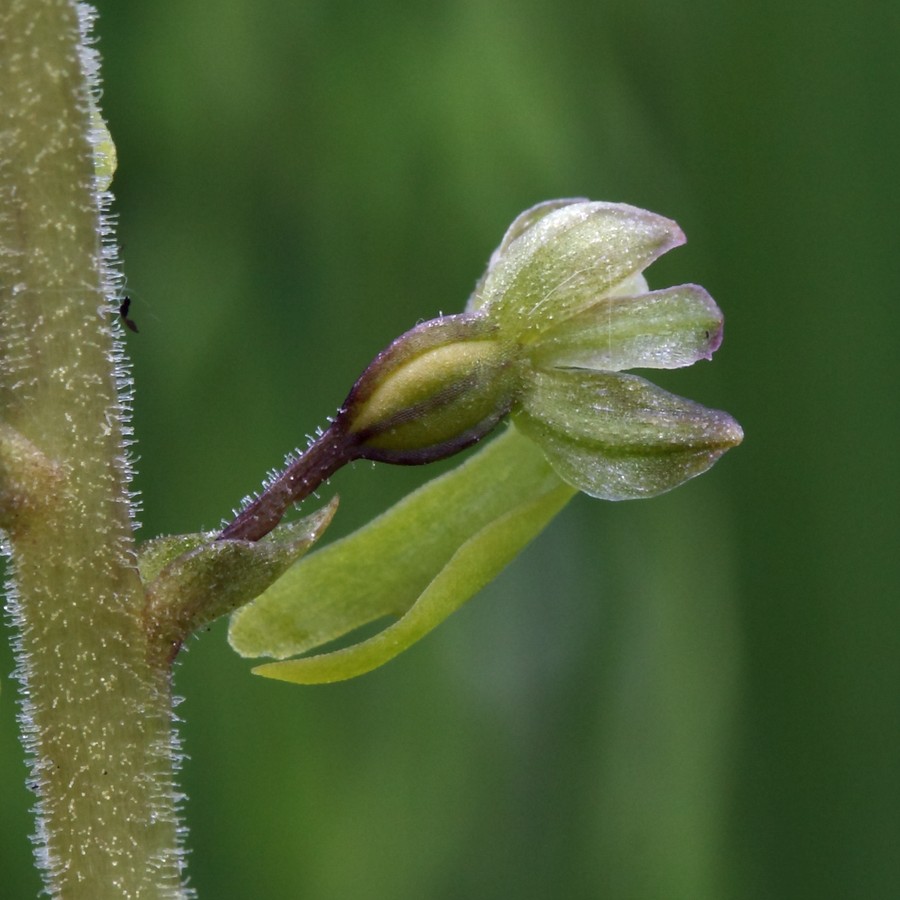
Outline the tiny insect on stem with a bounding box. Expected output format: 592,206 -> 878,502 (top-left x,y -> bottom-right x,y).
119,296 -> 138,332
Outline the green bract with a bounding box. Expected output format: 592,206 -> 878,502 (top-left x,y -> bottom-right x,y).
226,199 -> 742,683
143,500 -> 337,663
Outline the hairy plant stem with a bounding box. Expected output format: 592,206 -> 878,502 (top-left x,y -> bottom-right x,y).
0,2 -> 187,896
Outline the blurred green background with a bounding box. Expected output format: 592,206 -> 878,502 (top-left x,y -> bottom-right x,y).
2,1 -> 898,897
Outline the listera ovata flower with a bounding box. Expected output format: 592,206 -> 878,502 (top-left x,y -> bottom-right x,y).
219,199 -> 742,542
469,199 -> 743,500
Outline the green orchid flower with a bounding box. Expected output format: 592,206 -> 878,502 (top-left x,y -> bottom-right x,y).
221,199 -> 740,543
223,199 -> 742,684
469,198 -> 741,499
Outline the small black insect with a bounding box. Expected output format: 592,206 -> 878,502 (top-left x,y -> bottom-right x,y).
119,296 -> 139,333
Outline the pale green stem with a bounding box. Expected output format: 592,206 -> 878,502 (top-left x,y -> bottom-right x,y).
0,2 -> 187,897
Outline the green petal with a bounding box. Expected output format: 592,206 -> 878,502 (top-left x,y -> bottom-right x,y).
528,284 -> 724,372
475,201 -> 685,339
515,369 -> 743,500
228,426 -> 575,683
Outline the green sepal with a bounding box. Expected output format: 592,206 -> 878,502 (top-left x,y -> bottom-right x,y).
143,498 -> 337,661
515,369 -> 744,500
473,201 -> 686,340
228,426 -> 576,683
467,198 -> 586,311
527,284 -> 724,372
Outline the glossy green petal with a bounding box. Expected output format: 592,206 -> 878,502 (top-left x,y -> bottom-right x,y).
528,284 -> 724,372
515,369 -> 743,500
228,426 -> 575,682
473,201 -> 685,340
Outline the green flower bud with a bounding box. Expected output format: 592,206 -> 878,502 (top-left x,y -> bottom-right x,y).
339,314 -> 521,463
